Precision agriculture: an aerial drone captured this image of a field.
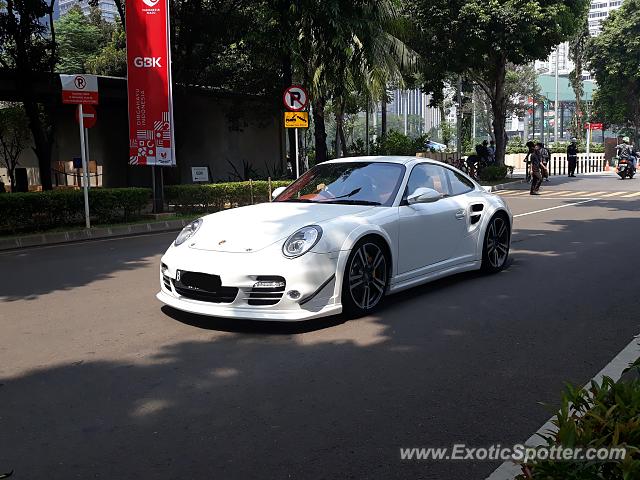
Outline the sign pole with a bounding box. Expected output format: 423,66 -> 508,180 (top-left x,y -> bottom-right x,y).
85,127 -> 91,188
294,128 -> 300,178
78,104 -> 91,228
586,125 -> 591,161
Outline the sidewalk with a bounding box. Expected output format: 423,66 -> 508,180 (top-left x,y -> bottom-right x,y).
0,217 -> 193,252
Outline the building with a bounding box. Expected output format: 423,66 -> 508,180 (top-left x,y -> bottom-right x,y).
59,0 -> 119,23
534,42 -> 573,76
588,0 -> 623,36
386,89 -> 443,136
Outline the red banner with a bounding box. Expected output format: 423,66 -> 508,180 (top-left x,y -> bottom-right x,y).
126,0 -> 175,166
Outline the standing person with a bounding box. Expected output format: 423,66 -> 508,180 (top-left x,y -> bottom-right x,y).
487,140 -> 496,164
524,140 -> 535,183
540,143 -> 551,181
567,138 -> 578,177
530,143 -> 543,195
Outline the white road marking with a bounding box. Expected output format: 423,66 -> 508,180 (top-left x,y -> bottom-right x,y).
486,335 -> 640,480
555,190 -> 588,197
620,191 -> 640,198
513,199 -> 597,218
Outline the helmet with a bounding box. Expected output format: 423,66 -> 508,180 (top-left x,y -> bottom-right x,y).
623,136 -> 630,143
571,137 -> 577,142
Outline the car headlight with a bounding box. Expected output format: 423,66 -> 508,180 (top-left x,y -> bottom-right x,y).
282,225 -> 322,258
174,218 -> 203,246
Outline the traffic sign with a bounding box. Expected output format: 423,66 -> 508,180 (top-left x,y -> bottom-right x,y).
283,85 -> 308,111
284,111 -> 309,128
75,104 -> 97,128
586,122 -> 603,130
60,74 -> 99,105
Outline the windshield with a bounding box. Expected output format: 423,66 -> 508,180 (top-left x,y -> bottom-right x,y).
275,162 -> 405,206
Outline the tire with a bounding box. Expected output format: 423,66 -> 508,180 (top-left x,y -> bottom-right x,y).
341,238 -> 390,318
481,213 -> 510,273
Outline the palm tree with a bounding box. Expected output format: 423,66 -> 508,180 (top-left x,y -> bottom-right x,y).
292,0 -> 415,162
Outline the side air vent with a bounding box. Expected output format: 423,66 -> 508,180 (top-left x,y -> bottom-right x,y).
470,204 -> 484,225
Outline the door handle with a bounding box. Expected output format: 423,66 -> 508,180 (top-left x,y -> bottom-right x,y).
455,210 -> 466,220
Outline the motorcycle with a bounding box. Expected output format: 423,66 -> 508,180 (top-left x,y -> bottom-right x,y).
616,156 -> 636,179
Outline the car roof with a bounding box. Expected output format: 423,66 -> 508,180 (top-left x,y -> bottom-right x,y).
321,155 -> 433,166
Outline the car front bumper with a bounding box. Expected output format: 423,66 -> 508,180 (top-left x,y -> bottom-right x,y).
157,244 -> 343,321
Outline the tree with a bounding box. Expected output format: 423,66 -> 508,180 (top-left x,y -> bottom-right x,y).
55,6 -> 103,73
85,21 -> 126,77
0,103 -> 30,191
0,0 -> 58,190
587,0 -> 640,144
568,19 -> 589,140
407,0 -> 589,165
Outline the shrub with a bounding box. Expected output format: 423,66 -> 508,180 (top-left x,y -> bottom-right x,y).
164,180 -> 291,214
371,131 -> 430,156
517,360 -> 640,479
479,165 -> 509,182
0,188 -> 151,234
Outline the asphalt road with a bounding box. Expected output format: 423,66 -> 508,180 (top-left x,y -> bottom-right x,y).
1,172 -> 639,480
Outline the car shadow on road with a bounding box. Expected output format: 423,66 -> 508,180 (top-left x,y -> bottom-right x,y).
161,305 -> 348,334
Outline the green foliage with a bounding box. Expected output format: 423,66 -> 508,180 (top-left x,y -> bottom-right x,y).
568,19 -> 590,140
516,367 -> 640,479
479,165 -> 508,182
55,6 -> 104,73
407,0 -> 589,163
85,21 -> 126,77
587,0 -> 640,143
371,130 -> 428,156
164,181 -> 291,214
0,188 -> 151,234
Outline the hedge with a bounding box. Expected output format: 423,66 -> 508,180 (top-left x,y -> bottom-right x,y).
164,180 -> 291,214
0,188 -> 151,234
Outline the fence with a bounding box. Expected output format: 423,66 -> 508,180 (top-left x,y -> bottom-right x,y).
546,153 -> 607,176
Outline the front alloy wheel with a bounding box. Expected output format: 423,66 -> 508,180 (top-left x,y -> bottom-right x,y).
343,240 -> 388,317
482,214 -> 510,272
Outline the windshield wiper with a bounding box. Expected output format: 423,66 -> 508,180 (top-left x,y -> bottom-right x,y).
281,198 -> 316,203
325,199 -> 381,206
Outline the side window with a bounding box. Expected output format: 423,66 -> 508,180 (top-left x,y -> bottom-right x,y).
406,164 -> 451,197
446,168 -> 474,196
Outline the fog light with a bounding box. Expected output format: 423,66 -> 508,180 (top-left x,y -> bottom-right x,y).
287,290 -> 301,300
254,280 -> 286,289
161,263 -> 168,274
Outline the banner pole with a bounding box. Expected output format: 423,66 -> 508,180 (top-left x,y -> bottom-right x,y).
78,104 -> 91,229
152,165 -> 157,214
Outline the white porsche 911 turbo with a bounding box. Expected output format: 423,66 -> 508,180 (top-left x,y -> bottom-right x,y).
157,156 -> 512,321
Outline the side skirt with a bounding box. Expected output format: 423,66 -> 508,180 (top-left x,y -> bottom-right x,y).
387,261 -> 480,295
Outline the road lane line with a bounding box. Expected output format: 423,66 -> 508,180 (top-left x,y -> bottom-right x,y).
513,199 -> 597,218
486,335 -> 640,480
599,191 -> 626,198
620,191 -> 640,198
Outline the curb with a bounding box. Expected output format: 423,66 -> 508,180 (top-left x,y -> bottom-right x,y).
0,219 -> 190,252
486,178 -> 525,192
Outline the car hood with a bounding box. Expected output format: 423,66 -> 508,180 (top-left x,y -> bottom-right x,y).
189,202 -> 375,253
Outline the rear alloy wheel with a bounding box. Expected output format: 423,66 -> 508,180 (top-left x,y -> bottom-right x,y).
482,214 -> 510,273
342,240 -> 389,317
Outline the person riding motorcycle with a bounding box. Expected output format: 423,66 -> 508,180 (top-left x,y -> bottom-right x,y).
617,136 -> 637,172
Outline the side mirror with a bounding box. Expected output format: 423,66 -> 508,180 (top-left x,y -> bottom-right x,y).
271,186 -> 287,200
407,187 -> 442,205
